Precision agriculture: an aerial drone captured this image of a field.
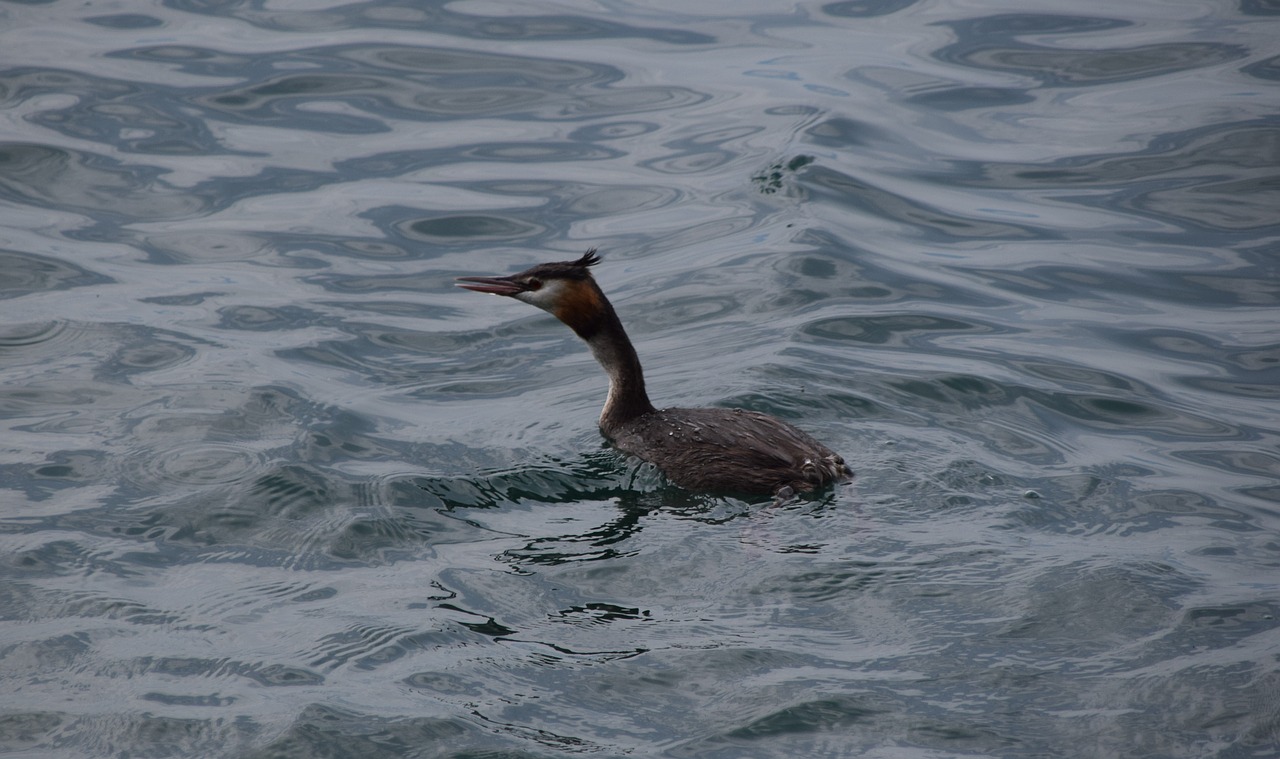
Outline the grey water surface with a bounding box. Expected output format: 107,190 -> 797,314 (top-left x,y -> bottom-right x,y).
2,1 -> 1278,757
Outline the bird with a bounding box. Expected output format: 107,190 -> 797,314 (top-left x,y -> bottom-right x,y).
456,249 -> 851,497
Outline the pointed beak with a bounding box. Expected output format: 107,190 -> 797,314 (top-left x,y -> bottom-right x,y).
455,275 -> 526,296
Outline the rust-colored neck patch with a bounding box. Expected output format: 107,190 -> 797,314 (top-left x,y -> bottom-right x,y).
553,279 -> 606,337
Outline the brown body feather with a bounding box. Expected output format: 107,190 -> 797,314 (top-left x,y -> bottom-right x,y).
608,406 -> 850,495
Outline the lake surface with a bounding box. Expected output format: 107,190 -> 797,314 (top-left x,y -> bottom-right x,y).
2,1 -> 1278,757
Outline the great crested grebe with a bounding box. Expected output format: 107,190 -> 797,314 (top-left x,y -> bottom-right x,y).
457,250 -> 851,497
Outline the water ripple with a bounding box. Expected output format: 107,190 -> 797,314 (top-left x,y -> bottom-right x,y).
121,441 -> 269,489
0,251 -> 112,297
0,142 -> 207,220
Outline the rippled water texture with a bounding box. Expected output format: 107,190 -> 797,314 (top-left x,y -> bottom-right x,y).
2,1 -> 1279,757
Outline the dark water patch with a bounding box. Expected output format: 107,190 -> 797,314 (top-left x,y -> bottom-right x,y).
875,455 -> 1019,514
775,228 -> 1006,308
998,561 -> 1188,648
0,142 -> 207,220
138,291 -> 226,306
803,115 -> 885,149
84,13 -> 164,28
633,293 -> 741,331
240,465 -> 339,524
1232,484 -> 1280,512
0,67 -> 133,110
187,43 -> 708,126
324,510 -> 427,564
800,312 -> 1005,348
728,695 -> 888,737
412,86 -> 552,118
109,44 -> 262,78
501,501 -> 659,566
964,123 -> 1278,187
706,693 -> 1020,756
218,304 -> 325,331
142,231 -> 371,266
804,164 -> 1050,241
97,332 -> 199,382
905,85 -> 1035,111
0,712 -> 65,754
421,178 -> 682,232
243,662 -> 327,687
946,13 -> 1130,37
1242,52 -> 1280,81
1131,172 -> 1280,234
878,373 -> 1023,414
199,73 -> 393,133
2,450 -> 112,501
0,320 -> 69,348
404,214 -> 544,243
27,465 -> 475,570
770,559 -> 913,602
316,626 -> 458,671
415,460 -> 755,567
1168,599 -> 1280,654
1171,448 -> 1280,482
1040,388 -> 1236,440
963,259 -> 1280,309
564,185 -> 681,216
1241,0 -> 1280,15
416,453 -> 634,511
355,326 -> 487,356
641,125 -> 768,176
243,703 -> 496,759
0,250 -> 111,297
0,585 -> 178,625
59,712 -> 257,759
2,66 -> 228,156
181,0 -> 716,45
1017,360 -> 1141,394
141,692 -> 235,707
122,441 -> 270,489
2,539 -> 126,579
459,141 -> 625,162
632,211 -> 759,254
1005,469 -> 1256,536
277,326 -> 497,389
0,385 -> 110,423
349,45 -> 617,84
1100,327 -> 1280,376
861,368 -> 1245,454
569,119 -> 660,141
822,0 -> 919,18
936,15 -> 1247,86
337,239 -> 410,259
723,388 -> 874,429
336,142 -> 624,181
934,122 -> 1280,235
1091,667 -> 1280,758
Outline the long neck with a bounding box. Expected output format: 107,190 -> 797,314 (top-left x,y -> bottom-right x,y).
561,286 -> 655,433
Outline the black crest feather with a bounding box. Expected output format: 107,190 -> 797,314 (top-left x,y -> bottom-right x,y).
574,248 -> 601,268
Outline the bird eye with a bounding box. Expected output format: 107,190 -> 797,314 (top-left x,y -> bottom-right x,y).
525,278 -> 542,290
